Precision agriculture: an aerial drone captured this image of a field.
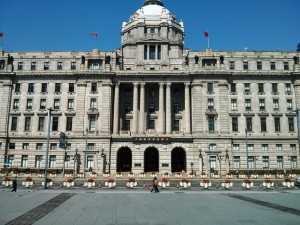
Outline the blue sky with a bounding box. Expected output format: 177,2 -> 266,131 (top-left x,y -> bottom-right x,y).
0,0 -> 299,52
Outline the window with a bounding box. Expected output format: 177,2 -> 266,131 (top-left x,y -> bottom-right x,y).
149,45 -> 156,60
148,120 -> 155,129
35,155 -> 43,168
259,99 -> 265,110
232,117 -> 238,132
36,143 -> 43,150
21,155 -> 28,167
277,156 -> 283,169
86,155 -> 94,169
229,61 -> 235,70
276,144 -> 282,151
233,156 -> 240,169
125,88 -> 131,98
290,144 -> 296,151
18,62 -> 23,70
257,61 -> 262,70
89,116 -> 96,131
245,99 -> 251,110
173,120 -> 179,131
173,103 -> 180,113
247,144 -> 254,151
66,117 -> 73,131
54,99 -> 60,110
88,143 -> 95,150
149,103 -> 155,113
71,62 -> 76,70
13,99 -> 19,110
44,62 -> 50,70
231,99 -> 237,110
38,117 -> 45,131
125,103 -> 131,113
40,99 -> 46,109
243,61 -> 248,70
244,83 -> 250,93
22,143 -> 29,150
11,117 -> 18,131
207,99 -> 214,109
230,83 -> 236,92
273,99 -> 279,110
290,156 -> 297,169
274,117 -> 280,132
149,89 -> 155,98
287,99 -> 293,110
49,155 -> 56,168
15,83 -> 21,92
9,143 -> 16,149
248,156 -> 254,169
208,144 -> 216,151
8,155 -> 14,166
272,83 -> 278,93
52,117 -> 59,131
89,60 -> 101,69
0,60 -> 4,70
261,144 -> 268,151
69,83 -> 75,93
208,116 -> 215,131
270,62 -> 276,70
232,144 -> 239,151
207,83 -> 214,92
258,83 -> 264,93
91,83 -> 97,92
50,143 -> 57,150
246,117 -> 252,131
67,99 -> 74,109
90,98 -> 97,109
209,156 -> 217,169
124,120 -> 130,131
284,62 -> 289,70
26,99 -> 33,110
144,45 -> 148,60
262,156 -> 269,168
41,83 -> 47,93
31,62 -> 36,70
28,83 -> 34,93
57,62 -> 63,70
55,83 -> 61,93
24,117 -> 31,131
260,117 -> 267,132
66,143 -> 71,150
288,117 -> 294,132
285,83 -> 291,92
64,155 -> 71,168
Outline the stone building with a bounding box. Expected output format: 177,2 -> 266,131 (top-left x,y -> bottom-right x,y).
0,0 -> 300,176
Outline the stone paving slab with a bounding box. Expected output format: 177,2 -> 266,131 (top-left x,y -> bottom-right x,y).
1,189 -> 300,225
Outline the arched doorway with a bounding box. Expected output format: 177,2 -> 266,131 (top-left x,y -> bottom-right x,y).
144,147 -> 159,172
171,147 -> 186,172
116,147 -> 132,172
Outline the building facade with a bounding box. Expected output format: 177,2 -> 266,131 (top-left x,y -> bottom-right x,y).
0,0 -> 300,175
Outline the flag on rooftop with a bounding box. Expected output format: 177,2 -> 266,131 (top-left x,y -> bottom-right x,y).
0,33 -> 4,38
91,32 -> 98,37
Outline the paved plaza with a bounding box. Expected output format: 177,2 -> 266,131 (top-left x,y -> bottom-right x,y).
0,186 -> 300,225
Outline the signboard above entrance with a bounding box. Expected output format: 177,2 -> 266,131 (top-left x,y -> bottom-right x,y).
133,137 -> 171,143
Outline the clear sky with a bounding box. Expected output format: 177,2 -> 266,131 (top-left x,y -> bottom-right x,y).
0,0 -> 299,52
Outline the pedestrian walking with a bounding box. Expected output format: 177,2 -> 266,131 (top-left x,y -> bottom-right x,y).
11,177 -> 17,192
151,177 -> 159,193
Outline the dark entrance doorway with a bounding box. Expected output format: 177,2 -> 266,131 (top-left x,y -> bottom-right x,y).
144,147 -> 159,172
117,147 -> 132,172
171,147 -> 186,172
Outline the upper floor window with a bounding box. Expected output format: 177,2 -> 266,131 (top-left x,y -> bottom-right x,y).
232,117 -> 238,132
256,61 -> 262,70
52,117 -> 59,131
270,62 -> 276,70
71,62 -> 76,70
28,83 -> 34,93
258,83 -> 264,93
15,83 -> 21,92
69,83 -> 75,93
149,45 -> 156,60
173,103 -> 180,113
207,83 -> 214,92
91,83 -> 97,92
284,62 -> 289,70
13,99 -> 19,110
40,99 -> 46,110
208,116 -> 215,131
243,61 -> 248,70
273,99 -> 279,110
274,117 -> 281,132
0,60 -> 5,70
67,99 -> 74,109
44,62 -> 50,70
57,62 -> 63,70
53,99 -> 60,110
245,99 -> 251,110
149,103 -> 155,113
259,99 -> 265,110
149,89 -> 155,98
18,62 -> 23,70
244,83 -> 250,93
55,83 -> 61,93
208,99 -> 214,109
231,99 -> 237,110
230,83 -> 236,92
246,117 -> 252,131
125,88 -> 131,98
31,62 -> 36,70
125,103 -> 131,113
272,83 -> 278,93
285,83 -> 291,92
173,89 -> 180,98
26,99 -> 33,110
90,98 -> 97,109
287,99 -> 293,110
41,83 -> 48,93
229,61 -> 235,70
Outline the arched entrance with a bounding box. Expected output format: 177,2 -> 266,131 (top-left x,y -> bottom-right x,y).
116,147 -> 132,172
144,147 -> 159,172
171,147 -> 186,172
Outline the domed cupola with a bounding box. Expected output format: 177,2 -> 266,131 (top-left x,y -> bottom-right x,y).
142,0 -> 164,7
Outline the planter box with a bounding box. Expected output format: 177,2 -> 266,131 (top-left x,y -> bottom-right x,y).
22,181 -> 34,188
126,181 -> 137,188
105,181 -> 116,188
63,182 -> 74,188
282,182 -> 294,188
262,182 -> 274,188
2,180 -> 12,187
179,182 -> 191,188
221,182 -> 233,189
84,182 -> 96,188
42,181 -> 53,188
242,182 -> 253,189
158,181 -> 170,188
200,182 -> 211,189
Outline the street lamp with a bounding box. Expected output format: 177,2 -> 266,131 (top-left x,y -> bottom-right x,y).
73,148 -> 79,179
37,156 -> 43,172
190,162 -> 194,174
44,107 -> 53,189
84,128 -> 88,178
245,128 -> 249,178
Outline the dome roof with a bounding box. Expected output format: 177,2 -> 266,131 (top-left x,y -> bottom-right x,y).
143,0 -> 164,7
138,4 -> 170,17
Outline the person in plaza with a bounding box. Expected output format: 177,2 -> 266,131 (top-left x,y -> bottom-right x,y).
151,177 -> 159,193
11,177 -> 17,192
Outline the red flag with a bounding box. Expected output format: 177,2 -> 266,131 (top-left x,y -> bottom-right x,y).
0,33 -> 4,38
204,31 -> 209,37
91,32 -> 98,37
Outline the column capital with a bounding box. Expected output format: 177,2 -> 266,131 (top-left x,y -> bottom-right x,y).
114,82 -> 120,87
140,82 -> 146,87
133,82 -> 139,87
166,83 -> 172,87
184,82 -> 191,87
159,82 -> 165,87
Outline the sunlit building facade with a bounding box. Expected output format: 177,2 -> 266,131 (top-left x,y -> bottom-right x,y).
0,0 -> 300,175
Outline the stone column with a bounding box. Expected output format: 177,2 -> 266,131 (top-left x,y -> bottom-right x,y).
132,83 -> 139,134
139,83 -> 145,134
191,83 -> 203,133
74,82 -> 87,134
219,83 -> 230,134
159,83 -> 165,134
199,151 -> 203,174
184,83 -> 191,134
166,83 -> 171,134
113,83 -> 120,135
225,156 -> 230,173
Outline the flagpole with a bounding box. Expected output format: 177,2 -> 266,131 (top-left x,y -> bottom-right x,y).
208,36 -> 210,49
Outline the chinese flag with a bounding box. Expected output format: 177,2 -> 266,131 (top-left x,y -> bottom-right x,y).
91,32 -> 98,37
204,31 -> 209,37
0,33 -> 4,38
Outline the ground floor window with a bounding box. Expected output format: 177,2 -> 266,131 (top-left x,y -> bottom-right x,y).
277,156 -> 283,169
290,156 -> 297,169
21,155 -> 28,167
49,155 -> 56,168
233,156 -> 240,169
65,155 -> 71,168
262,156 -> 269,169
87,155 -> 94,169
